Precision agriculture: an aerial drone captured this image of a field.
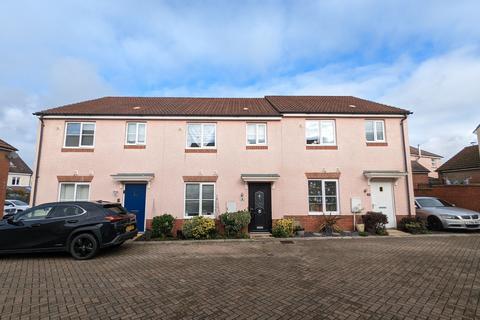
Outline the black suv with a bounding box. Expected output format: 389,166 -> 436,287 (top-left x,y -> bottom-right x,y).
0,201 -> 137,260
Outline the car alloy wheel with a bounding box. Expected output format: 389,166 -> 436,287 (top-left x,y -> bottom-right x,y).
70,233 -> 98,260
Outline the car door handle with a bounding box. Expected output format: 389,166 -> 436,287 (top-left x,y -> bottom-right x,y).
31,223 -> 41,227
67,219 -> 79,223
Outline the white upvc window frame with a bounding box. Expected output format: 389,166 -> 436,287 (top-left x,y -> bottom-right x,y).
186,123 -> 217,149
307,179 -> 339,214
58,183 -> 91,202
11,177 -> 20,186
184,182 -> 216,218
125,122 -> 147,145
365,120 -> 386,142
63,122 -> 96,148
246,123 -> 268,146
305,120 -> 336,146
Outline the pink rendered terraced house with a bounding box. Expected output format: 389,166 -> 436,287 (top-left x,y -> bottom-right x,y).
31,96 -> 414,233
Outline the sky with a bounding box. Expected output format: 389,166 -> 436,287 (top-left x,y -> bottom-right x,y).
1,0 -> 479,166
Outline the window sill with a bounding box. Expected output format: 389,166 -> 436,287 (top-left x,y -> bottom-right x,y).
124,145 -> 146,149
308,212 -> 340,215
366,142 -> 388,146
183,215 -> 215,219
185,149 -> 217,153
61,148 -> 94,152
306,145 -> 338,150
246,145 -> 268,150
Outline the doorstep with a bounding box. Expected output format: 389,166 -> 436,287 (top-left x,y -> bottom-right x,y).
249,232 -> 273,239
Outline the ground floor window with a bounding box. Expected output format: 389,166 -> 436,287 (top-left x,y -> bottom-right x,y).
59,183 -> 90,202
185,183 -> 215,217
308,180 -> 339,213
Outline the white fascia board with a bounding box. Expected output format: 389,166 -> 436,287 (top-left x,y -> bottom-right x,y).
41,115 -> 283,121
282,113 -> 406,118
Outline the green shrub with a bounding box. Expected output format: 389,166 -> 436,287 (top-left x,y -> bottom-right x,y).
151,214 -> 175,238
219,210 -> 251,238
363,211 -> 388,235
398,216 -> 429,234
358,231 -> 369,237
272,218 -> 294,238
182,216 -> 217,240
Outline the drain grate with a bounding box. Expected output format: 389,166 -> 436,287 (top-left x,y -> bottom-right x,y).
280,240 -> 295,244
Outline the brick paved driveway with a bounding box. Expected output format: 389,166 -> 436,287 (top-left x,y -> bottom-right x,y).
1,235 -> 480,320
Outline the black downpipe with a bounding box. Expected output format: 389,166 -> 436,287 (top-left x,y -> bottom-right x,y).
400,115 -> 412,216
32,116 -> 44,206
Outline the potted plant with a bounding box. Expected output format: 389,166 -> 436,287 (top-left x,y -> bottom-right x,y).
319,213 -> 342,236
293,224 -> 305,237
356,223 -> 365,232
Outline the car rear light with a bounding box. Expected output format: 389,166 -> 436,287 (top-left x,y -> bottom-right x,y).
104,215 -> 126,222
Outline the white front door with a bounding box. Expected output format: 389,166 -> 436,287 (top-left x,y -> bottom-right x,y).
370,181 -> 396,228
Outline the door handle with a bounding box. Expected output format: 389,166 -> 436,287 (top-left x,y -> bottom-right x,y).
67,220 -> 79,224
31,223 -> 41,227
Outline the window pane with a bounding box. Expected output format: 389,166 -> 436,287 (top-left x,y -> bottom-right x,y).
320,121 -> 335,144
375,121 -> 384,141
201,200 -> 214,215
257,124 -> 266,144
308,180 -> 322,196
306,121 -> 319,144
60,184 -> 75,201
66,123 -> 81,135
247,124 -> 256,144
326,197 -> 337,212
127,133 -> 136,144
185,200 -> 199,216
186,184 -> 200,199
22,206 -> 53,220
309,196 -> 323,212
81,135 -> 94,146
137,124 -> 146,143
52,205 -> 83,218
365,121 -> 375,141
187,124 -> 201,148
203,124 -> 216,147
65,135 -> 80,147
82,124 -> 95,136
127,123 -> 137,135
324,181 -> 337,196
202,184 -> 214,200
76,185 -> 90,201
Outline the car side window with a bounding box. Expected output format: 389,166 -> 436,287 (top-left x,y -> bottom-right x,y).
48,205 -> 84,218
18,206 -> 54,221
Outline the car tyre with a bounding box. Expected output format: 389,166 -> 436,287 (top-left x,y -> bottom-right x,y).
70,233 -> 99,260
427,216 -> 443,231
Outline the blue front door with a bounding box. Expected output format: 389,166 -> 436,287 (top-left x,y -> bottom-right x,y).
124,184 -> 147,232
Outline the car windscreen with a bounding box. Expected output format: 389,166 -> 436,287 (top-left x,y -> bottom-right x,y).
103,204 -> 128,215
11,200 -> 28,206
417,198 -> 447,207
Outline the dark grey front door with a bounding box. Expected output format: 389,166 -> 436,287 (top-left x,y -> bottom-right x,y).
248,183 -> 272,232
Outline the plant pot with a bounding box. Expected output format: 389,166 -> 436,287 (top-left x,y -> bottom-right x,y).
356,224 -> 365,232
296,230 -> 305,237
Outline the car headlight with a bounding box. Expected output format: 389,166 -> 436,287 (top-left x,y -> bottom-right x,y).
440,214 -> 460,219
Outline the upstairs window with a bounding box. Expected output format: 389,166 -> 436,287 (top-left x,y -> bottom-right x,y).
126,122 -> 146,145
247,123 -> 267,145
306,120 -> 336,145
11,177 -> 20,185
365,120 -> 385,142
187,123 -> 216,148
64,122 -> 95,148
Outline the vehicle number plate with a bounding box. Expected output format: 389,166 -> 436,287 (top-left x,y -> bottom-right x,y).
126,224 -> 135,232
466,221 -> 479,225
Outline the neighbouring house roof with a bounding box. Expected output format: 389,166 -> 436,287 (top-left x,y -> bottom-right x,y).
411,161 -> 430,173
34,96 -> 411,117
265,96 -> 411,114
474,124 -> 480,133
9,154 -> 33,175
0,139 -> 17,152
409,146 -> 442,158
437,145 -> 480,172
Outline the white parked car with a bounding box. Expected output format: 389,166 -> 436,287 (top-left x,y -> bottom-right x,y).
4,200 -> 30,212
